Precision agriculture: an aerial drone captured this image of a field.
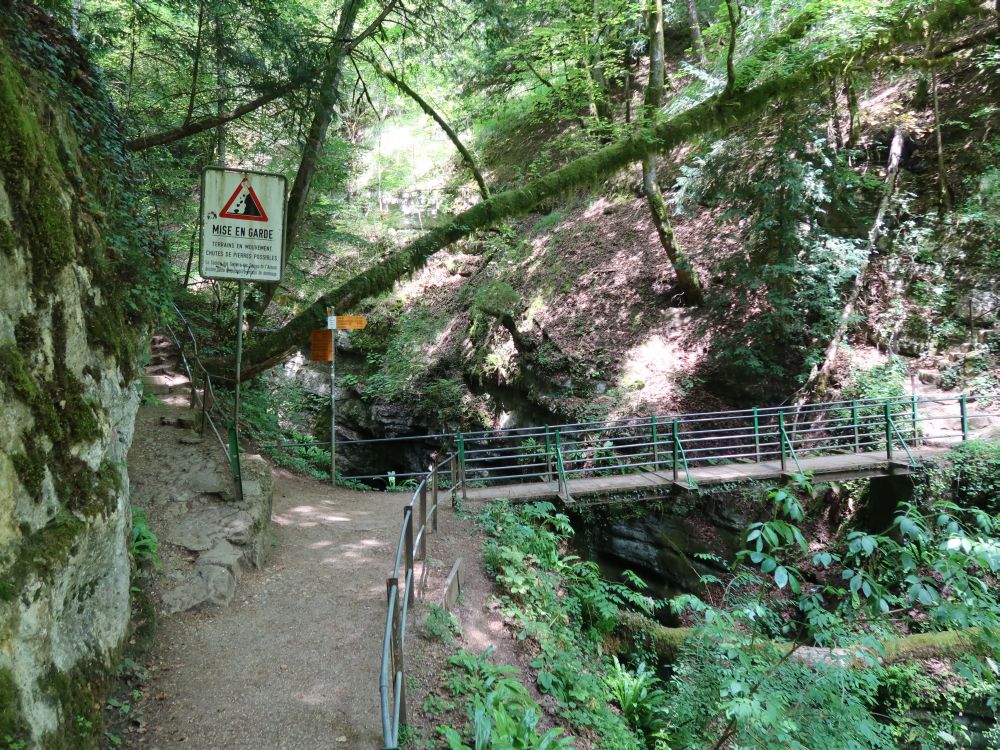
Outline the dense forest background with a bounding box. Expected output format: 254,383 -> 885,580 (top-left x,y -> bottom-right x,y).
3,0 -> 999,747
41,0 -> 996,475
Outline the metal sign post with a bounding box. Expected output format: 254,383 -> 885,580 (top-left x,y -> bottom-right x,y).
199,167 -> 287,501
327,307 -> 336,486
309,313 -> 367,486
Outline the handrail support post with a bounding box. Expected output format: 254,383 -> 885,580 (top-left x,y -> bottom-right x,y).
418,483 -> 428,560
884,401 -> 893,462
778,412 -> 787,473
430,464 -> 438,533
671,420 -> 679,483
651,416 -> 660,470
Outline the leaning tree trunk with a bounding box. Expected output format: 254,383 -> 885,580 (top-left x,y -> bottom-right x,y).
232,1 -> 983,379
611,611 -> 987,667
369,59 -> 489,199
643,0 -> 704,306
794,127 -> 907,403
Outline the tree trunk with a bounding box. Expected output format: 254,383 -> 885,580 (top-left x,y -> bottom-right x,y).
828,77 -> 843,150
688,0 -> 708,66
928,36 -> 951,213
794,128 -> 907,403
183,0 -> 207,127
370,60 -> 489,199
643,0 -> 704,306
233,1 -> 982,378
845,76 -> 860,147
249,0 -> 363,320
723,0 -> 740,99
611,611 -> 986,667
215,12 -> 226,163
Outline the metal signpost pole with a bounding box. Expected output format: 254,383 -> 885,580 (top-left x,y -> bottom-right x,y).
328,307 -> 336,486
199,167 -> 287,504
231,279 -> 245,501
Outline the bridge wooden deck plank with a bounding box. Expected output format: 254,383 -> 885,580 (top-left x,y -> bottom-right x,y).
461,446 -> 949,502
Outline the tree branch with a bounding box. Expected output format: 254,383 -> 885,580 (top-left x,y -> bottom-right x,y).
364,55 -> 490,199
232,0 -> 984,379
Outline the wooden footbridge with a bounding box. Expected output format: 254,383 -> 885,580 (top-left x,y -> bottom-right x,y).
445,394 -> 996,504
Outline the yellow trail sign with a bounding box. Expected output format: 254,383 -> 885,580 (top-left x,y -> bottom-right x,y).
333,315 -> 367,330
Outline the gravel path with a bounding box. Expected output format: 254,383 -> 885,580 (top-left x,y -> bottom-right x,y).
140,473 -> 409,750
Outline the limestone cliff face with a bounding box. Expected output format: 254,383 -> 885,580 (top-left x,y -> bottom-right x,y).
0,9 -> 163,747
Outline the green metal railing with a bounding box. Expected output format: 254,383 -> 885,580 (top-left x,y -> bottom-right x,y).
450,393 -> 996,493
380,454 -> 459,749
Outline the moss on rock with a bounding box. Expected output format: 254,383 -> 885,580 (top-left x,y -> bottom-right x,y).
0,667 -> 30,746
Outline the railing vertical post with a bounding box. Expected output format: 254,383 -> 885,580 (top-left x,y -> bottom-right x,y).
386,577 -> 405,737
778,412 -> 787,473
910,395 -> 919,446
671,420 -> 679,483
884,401 -> 893,462
197,372 -> 208,435
431,465 -> 439,533
450,455 -> 457,507
651,416 -> 660,470
544,425 -> 552,481
418,483 -> 428,560
456,433 -> 468,502
960,395 -> 968,441
554,429 -> 565,497
852,400 -> 860,453
752,407 -> 761,463
403,507 -> 414,606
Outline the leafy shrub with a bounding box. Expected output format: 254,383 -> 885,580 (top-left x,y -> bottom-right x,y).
424,604 -> 461,644
944,440 -> 1000,513
130,508 -> 160,568
438,648 -> 573,750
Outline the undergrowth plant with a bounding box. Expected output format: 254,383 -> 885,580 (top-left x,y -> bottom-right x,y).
438,648 -> 573,750
477,501 -> 660,749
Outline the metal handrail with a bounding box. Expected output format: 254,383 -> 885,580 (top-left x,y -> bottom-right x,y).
380,453 -> 460,750
164,305 -> 243,501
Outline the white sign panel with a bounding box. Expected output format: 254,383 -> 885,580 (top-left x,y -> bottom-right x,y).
199,167 -> 287,281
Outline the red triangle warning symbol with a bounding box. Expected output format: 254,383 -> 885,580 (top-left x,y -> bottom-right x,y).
219,178 -> 269,222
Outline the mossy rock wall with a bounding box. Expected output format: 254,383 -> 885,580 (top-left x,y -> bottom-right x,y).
0,10 -> 157,748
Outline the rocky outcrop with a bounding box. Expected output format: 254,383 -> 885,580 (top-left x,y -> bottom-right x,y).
0,9 -> 162,747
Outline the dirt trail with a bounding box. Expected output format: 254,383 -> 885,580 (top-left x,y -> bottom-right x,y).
139,474 -> 409,750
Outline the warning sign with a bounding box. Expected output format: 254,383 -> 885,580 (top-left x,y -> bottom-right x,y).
199,167 -> 286,281
220,179 -> 269,221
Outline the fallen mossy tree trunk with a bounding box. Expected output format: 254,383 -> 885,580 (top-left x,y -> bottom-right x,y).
610,611 -> 991,667
234,0 -> 986,380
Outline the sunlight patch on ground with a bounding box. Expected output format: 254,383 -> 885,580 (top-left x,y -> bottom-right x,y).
619,335 -> 679,391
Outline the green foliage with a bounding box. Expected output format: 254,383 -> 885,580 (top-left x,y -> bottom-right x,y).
604,657 -> 670,748
424,604 -> 461,644
680,113 -> 872,400
473,281 -> 523,320
935,441 -> 1000,513
479,501 -> 655,748
129,508 -> 160,568
236,379 -> 331,480
438,648 -> 573,750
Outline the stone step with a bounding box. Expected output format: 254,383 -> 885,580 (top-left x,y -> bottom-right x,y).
142,373 -> 192,394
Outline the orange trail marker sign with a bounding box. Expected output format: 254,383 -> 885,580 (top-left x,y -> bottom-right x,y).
332,315 -> 367,330
310,329 -> 333,362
